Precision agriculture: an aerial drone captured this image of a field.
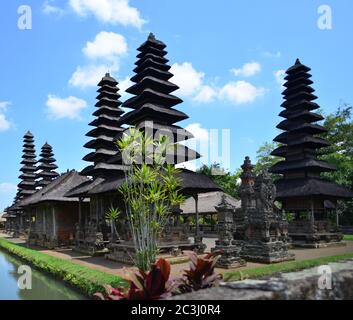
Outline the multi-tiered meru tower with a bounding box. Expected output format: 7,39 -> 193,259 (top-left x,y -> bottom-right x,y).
82,73 -> 126,179
36,143 -> 59,188
108,33 -> 198,167
270,59 -> 353,247
18,131 -> 37,200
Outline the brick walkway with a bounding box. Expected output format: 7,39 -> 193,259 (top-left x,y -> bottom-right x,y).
1,233 -> 353,278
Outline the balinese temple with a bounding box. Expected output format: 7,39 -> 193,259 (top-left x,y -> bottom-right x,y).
36,143 -> 59,189
19,170 -> 90,248
270,59 -> 353,247
66,33 -> 221,260
6,131 -> 38,235
65,73 -> 128,255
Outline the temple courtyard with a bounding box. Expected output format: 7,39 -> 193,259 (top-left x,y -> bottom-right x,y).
1,232 -> 352,279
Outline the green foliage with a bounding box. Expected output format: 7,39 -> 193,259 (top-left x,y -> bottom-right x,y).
319,104 -> 353,225
196,163 -> 241,198
224,252 -> 353,282
105,207 -> 120,222
254,142 -> 282,175
0,239 -> 127,296
343,235 -> 353,241
117,128 -> 185,271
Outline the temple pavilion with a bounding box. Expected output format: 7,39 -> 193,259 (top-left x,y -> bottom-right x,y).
66,33 -> 221,259
270,59 -> 353,247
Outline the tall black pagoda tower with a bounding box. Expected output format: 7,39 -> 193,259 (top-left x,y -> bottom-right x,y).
82,73 -> 126,179
18,131 -> 37,200
109,33 -> 198,166
36,143 -> 59,188
270,59 -> 353,247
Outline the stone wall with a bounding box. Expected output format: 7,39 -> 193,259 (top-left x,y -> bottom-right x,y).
169,259 -> 353,300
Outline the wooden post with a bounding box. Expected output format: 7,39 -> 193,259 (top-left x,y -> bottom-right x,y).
78,197 -> 82,227
194,194 -> 199,239
310,200 -> 315,224
52,207 -> 57,239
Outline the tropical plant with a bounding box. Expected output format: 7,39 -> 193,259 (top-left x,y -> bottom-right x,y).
197,163 -> 241,198
94,258 -> 174,300
117,128 -> 185,271
105,207 -> 121,242
177,251 -> 223,293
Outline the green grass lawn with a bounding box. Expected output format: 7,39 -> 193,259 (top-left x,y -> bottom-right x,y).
343,235 -> 353,241
224,252 -> 353,282
0,238 -> 127,297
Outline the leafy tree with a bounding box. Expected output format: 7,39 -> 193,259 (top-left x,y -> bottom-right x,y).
254,142 -> 282,175
117,128 -> 185,271
319,104 -> 353,225
196,163 -> 241,198
105,207 -> 120,242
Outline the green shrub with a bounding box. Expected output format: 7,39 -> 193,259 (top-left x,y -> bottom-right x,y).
0,239 -> 127,297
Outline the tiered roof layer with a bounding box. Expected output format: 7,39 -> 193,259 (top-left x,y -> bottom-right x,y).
270,59 -> 353,200
36,143 -> 59,188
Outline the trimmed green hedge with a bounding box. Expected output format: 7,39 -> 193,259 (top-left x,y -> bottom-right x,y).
224,252 -> 353,282
343,235 -> 353,241
0,239 -> 127,297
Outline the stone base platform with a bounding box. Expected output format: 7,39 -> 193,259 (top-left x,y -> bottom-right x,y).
105,241 -> 200,264
241,241 -> 295,264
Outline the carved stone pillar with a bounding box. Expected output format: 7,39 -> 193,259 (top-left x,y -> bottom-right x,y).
212,195 -> 246,269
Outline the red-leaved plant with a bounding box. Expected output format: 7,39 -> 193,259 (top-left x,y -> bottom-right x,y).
176,251 -> 223,293
94,258 -> 174,300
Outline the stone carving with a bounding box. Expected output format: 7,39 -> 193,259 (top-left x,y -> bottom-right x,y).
254,170 -> 276,213
241,167 -> 295,264
212,195 -> 246,269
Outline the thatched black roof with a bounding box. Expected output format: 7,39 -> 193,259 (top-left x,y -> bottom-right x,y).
18,170 -> 89,207
275,178 -> 353,200
270,59 -> 353,201
83,169 -> 221,196
64,177 -> 105,198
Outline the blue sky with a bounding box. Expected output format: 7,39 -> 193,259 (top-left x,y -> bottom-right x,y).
0,0 -> 352,210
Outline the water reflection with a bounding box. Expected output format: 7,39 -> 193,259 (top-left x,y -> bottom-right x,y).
0,249 -> 86,300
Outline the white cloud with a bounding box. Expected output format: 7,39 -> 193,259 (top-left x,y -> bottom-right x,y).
42,1 -> 65,15
263,51 -> 281,58
0,183 -> 17,193
69,0 -> 146,29
171,62 -> 205,97
46,95 -> 88,120
0,101 -> 11,111
69,32 -> 126,88
231,62 -> 261,77
220,81 -> 265,105
0,101 -> 11,132
118,76 -> 133,98
185,123 -> 209,142
177,123 -> 209,172
0,114 -> 11,132
274,69 -> 286,88
193,85 -> 217,103
83,31 -> 127,60
69,64 -> 119,88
